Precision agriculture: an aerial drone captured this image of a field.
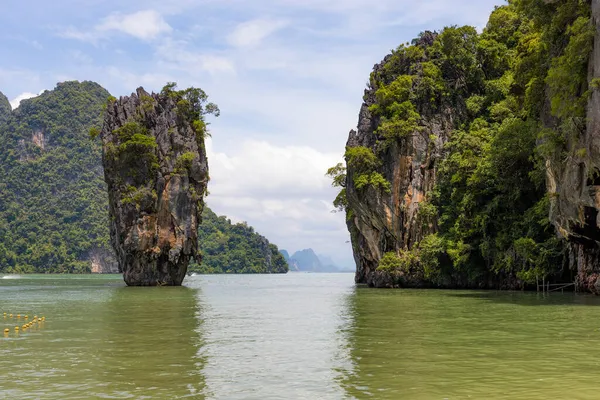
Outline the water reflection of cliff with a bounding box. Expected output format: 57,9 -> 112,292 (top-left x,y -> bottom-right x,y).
101,286 -> 206,398
340,289 -> 433,400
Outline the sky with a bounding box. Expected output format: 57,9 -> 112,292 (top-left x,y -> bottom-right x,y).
0,0 -> 504,267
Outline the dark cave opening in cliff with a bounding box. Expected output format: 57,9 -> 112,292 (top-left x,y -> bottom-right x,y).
587,168 -> 600,186
571,206 -> 600,249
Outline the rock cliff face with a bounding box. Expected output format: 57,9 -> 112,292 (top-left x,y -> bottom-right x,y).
345,38 -> 464,288
343,2 -> 598,291
549,0 -> 600,293
89,248 -> 119,274
100,87 -> 209,286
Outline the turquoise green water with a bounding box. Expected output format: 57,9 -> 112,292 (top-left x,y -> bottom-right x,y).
1,273 -> 600,399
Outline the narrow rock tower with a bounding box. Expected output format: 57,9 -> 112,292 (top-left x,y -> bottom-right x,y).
99,84 -> 218,286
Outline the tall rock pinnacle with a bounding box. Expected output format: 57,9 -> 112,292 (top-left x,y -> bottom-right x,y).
99,84 -> 218,286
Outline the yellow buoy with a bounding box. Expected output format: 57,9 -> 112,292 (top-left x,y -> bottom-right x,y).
16,314 -> 20,319
42,317 -> 45,321
14,326 -> 18,331
22,325 -> 27,330
9,314 -> 12,318
3,328 -> 8,333
24,315 -> 28,319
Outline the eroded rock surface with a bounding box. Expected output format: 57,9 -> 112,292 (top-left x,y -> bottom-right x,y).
548,0 -> 600,293
345,38 -> 463,288
342,2 -> 600,292
100,87 -> 209,286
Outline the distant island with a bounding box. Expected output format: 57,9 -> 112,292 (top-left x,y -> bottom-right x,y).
280,248 -> 354,273
190,208 -> 287,274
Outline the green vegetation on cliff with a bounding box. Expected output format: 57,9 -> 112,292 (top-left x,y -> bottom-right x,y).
0,81 -> 112,273
332,0 -> 593,286
191,207 -> 288,274
432,0 -> 591,284
0,81 -> 286,274
0,92 -> 11,125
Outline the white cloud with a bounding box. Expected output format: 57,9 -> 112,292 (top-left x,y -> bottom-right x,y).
60,27 -> 101,43
205,138 -> 352,264
199,55 -> 236,75
0,69 -> 42,97
61,9 -> 171,43
227,19 -> 288,48
69,50 -> 93,64
97,10 -> 172,40
105,66 -> 175,90
9,36 -> 43,50
207,138 -> 340,197
10,91 -> 42,109
155,39 -> 236,76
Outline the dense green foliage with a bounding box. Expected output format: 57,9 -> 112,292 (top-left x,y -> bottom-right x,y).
160,82 -> 220,146
111,121 -> 159,188
0,82 -> 111,273
332,0 -> 594,285
429,0 -> 591,284
345,146 -> 391,193
0,81 -> 286,274
191,207 -> 288,274
0,92 -> 11,126
326,163 -> 347,213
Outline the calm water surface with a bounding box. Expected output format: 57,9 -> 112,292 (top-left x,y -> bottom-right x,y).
1,273 -> 600,399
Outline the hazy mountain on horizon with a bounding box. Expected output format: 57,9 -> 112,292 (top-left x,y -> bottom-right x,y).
280,248 -> 354,273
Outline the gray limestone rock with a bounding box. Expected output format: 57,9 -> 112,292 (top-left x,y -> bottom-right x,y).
546,0 -> 600,293
100,87 -> 209,286
345,33 -> 462,288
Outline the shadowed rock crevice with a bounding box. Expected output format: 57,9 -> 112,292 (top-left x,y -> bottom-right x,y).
100,85 -> 215,286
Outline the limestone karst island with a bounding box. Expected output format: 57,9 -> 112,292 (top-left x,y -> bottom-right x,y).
2,0 -> 600,398
99,85 -> 213,286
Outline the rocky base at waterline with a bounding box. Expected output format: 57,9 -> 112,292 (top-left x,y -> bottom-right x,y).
99,85 -> 216,286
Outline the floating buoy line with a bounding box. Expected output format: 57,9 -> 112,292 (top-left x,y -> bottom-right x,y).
2,312 -> 46,337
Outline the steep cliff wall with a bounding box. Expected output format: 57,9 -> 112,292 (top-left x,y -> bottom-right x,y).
548,0 -> 600,293
342,2 -> 593,290
345,33 -> 469,288
100,85 -> 213,286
